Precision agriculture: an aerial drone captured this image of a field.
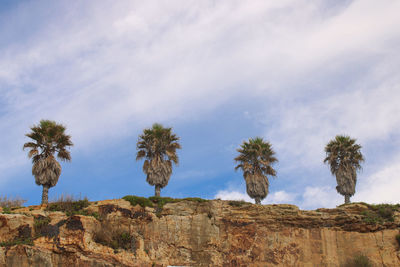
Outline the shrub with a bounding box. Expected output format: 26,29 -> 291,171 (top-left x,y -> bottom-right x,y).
362,204 -> 399,224
148,196 -> 177,206
180,197 -> 208,203
228,200 -> 247,207
47,195 -> 88,214
33,216 -> 51,237
123,195 -> 208,208
0,196 -> 26,209
343,253 -> 373,267
93,222 -> 135,252
2,207 -> 12,214
34,216 -> 51,229
0,237 -> 33,247
122,196 -> 154,208
123,195 -> 208,218
45,194 -> 98,219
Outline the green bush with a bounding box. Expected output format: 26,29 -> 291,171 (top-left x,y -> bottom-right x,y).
343,253 -> 373,267
33,216 -> 51,237
122,196 -> 154,208
34,216 -> 51,229
93,222 -> 135,252
180,197 -> 208,203
123,195 -> 208,208
123,195 -> 208,217
228,200 -> 247,207
0,238 -> 33,247
46,196 -> 98,219
47,198 -> 90,213
2,207 -> 12,214
149,196 -> 178,206
361,203 -> 399,224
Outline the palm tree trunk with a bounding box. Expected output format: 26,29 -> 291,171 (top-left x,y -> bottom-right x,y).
155,185 -> 161,197
42,185 -> 49,204
344,195 -> 350,204
255,197 -> 261,205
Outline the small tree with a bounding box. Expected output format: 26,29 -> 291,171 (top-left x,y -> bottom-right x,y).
23,120 -> 73,204
324,135 -> 364,204
136,123 -> 181,197
234,137 -> 278,204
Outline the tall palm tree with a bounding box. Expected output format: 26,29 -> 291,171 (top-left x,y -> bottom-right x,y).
23,120 -> 73,204
324,135 -> 364,204
234,137 -> 278,204
136,123 -> 181,197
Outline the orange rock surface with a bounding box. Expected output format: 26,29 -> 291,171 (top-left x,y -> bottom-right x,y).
0,199 -> 399,266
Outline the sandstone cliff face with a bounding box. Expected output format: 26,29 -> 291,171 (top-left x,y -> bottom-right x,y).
0,200 -> 399,266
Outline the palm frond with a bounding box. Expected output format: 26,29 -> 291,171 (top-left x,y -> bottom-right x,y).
324,135 -> 364,197
28,149 -> 39,158
137,123 -> 181,189
234,137 -> 278,201
24,120 -> 72,189
32,155 -> 61,187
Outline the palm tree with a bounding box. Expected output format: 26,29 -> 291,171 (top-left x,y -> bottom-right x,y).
23,120 -> 73,204
136,123 -> 181,197
234,137 -> 278,204
324,135 -> 364,204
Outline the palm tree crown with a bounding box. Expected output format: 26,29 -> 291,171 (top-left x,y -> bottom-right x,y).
23,120 -> 73,204
324,135 -> 364,204
234,137 -> 277,204
136,123 -> 181,197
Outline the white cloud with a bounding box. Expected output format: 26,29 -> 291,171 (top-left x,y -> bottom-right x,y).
214,186 -> 342,209
300,186 -> 343,209
266,79 -> 400,170
268,190 -> 297,203
1,0 -> 400,197
354,154 -> 400,204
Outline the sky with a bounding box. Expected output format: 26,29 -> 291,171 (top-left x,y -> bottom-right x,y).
0,0 -> 399,209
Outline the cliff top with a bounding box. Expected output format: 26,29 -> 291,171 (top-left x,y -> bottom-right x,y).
1,197 -> 399,266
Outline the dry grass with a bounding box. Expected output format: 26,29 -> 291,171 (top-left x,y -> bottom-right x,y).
342,253 -> 373,267
93,222 -> 135,252
49,193 -> 85,203
46,194 -> 98,218
361,203 -> 400,224
0,196 -> 26,208
228,200 -> 248,207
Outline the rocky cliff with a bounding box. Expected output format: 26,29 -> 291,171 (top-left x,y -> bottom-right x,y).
0,198 -> 399,266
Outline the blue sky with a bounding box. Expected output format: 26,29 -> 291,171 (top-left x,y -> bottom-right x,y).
1,0 -> 400,209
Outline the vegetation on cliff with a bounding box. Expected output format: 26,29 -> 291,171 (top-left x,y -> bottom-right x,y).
0,199 -> 399,266
93,222 -> 135,253
123,195 -> 208,210
361,203 -> 400,224
343,253 -> 373,267
0,196 -> 26,209
46,195 -> 99,219
0,237 -> 33,247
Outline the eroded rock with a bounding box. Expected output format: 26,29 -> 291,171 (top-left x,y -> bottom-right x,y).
0,200 -> 399,266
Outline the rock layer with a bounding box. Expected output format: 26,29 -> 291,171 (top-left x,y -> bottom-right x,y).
0,200 -> 399,266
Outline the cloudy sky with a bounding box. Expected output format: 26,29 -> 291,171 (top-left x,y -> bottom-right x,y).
1,0 -> 399,209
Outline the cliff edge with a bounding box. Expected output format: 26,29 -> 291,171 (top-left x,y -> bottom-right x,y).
0,199 -> 399,266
